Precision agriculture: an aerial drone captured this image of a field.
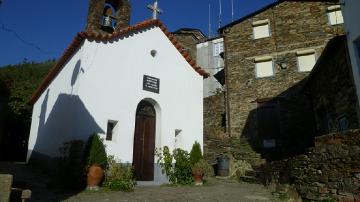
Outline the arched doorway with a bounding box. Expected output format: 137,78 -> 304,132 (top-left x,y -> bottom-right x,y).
133,100 -> 156,181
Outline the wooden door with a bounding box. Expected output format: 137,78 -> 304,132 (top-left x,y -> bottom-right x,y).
133,101 -> 156,181
257,101 -> 280,140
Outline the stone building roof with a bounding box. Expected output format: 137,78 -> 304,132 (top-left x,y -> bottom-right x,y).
29,19 -> 209,104
172,28 -> 207,41
218,0 -> 339,33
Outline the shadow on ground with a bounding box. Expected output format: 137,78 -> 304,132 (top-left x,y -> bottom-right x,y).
0,162 -> 79,202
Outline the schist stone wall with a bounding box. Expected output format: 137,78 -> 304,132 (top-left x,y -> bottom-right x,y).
220,0 -> 344,141
305,36 -> 360,136
86,0 -> 131,33
173,30 -> 206,61
261,130 -> 360,202
203,93 -> 226,139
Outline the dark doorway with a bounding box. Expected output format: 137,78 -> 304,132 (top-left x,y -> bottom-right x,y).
257,100 -> 280,146
133,100 -> 156,181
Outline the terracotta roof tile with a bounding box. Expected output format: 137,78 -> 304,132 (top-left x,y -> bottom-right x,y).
29,19 -> 209,104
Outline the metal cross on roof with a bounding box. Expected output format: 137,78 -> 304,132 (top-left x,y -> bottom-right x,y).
147,0 -> 163,20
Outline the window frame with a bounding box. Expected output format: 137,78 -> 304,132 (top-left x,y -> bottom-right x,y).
254,56 -> 274,78
327,5 -> 344,26
252,19 -> 271,40
296,50 -> 316,72
213,38 -> 224,57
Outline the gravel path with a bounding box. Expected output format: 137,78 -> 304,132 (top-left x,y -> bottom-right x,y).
65,180 -> 275,202
0,162 -> 276,202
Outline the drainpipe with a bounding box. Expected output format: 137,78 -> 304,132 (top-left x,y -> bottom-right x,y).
220,30 -> 232,138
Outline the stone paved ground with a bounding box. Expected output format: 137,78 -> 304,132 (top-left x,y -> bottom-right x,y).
0,162 -> 277,202
66,180 -> 275,202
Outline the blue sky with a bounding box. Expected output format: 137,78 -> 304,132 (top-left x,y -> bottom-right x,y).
0,0 -> 275,66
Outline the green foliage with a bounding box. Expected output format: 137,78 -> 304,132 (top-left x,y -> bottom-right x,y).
233,160 -> 252,180
84,134 -> 108,169
57,140 -> 86,190
322,197 -> 336,202
0,61 -> 53,160
173,149 -> 193,185
156,146 -> 174,182
192,159 -> 214,178
104,156 -> 135,192
0,61 -> 54,118
156,146 -> 193,185
190,141 -> 203,165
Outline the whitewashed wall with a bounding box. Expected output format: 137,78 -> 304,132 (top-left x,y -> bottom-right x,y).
196,38 -> 224,98
27,26 -> 204,175
342,0 -> 360,112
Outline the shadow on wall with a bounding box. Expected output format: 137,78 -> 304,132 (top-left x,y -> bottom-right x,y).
29,92 -> 104,170
242,79 -> 317,161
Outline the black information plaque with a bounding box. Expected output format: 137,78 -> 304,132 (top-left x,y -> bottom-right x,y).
143,75 -> 160,94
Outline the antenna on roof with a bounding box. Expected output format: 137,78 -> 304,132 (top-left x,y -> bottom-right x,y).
231,0 -> 234,22
209,3 -> 212,38
218,0 -> 222,29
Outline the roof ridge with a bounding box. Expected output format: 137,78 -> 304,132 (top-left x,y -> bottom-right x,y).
29,19 -> 208,104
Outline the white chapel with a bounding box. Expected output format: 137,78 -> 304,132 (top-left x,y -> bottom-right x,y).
27,0 -> 208,184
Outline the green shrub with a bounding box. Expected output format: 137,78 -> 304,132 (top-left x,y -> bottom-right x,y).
190,141 -> 203,165
156,146 -> 193,185
84,134 -> 107,169
156,146 -> 174,182
104,156 -> 135,192
192,159 -> 214,179
173,149 -> 193,185
57,140 -> 86,190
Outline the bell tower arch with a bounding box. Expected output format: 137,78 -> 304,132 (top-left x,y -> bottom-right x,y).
86,0 -> 131,33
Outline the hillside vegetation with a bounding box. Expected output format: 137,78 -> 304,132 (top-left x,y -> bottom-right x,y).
0,60 -> 54,161
0,60 -> 54,118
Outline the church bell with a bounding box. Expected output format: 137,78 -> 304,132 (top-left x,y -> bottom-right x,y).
103,15 -> 113,28
101,5 -> 116,33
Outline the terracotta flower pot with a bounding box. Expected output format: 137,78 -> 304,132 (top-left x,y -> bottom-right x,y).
87,165 -> 104,190
193,173 -> 203,186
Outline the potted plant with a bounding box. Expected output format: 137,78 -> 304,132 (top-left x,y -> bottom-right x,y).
192,159 -> 209,186
84,133 -> 107,191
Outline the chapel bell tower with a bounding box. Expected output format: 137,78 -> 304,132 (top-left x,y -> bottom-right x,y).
86,0 -> 131,34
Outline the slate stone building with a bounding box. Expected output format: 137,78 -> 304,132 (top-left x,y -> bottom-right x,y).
172,28 -> 206,61
304,35 -> 360,135
217,0 -> 344,158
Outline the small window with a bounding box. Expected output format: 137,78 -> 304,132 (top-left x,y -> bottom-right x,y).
327,5 -> 344,25
213,42 -> 224,57
255,57 -> 274,78
252,19 -> 270,39
297,50 -> 316,72
221,113 -> 226,128
106,120 -> 117,141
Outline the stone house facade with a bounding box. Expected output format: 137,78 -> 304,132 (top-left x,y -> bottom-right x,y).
172,28 -> 206,61
304,35 -> 360,135
341,0 -> 360,112
217,0 -> 344,158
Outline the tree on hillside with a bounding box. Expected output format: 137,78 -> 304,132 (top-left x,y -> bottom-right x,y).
0,61 -> 54,161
